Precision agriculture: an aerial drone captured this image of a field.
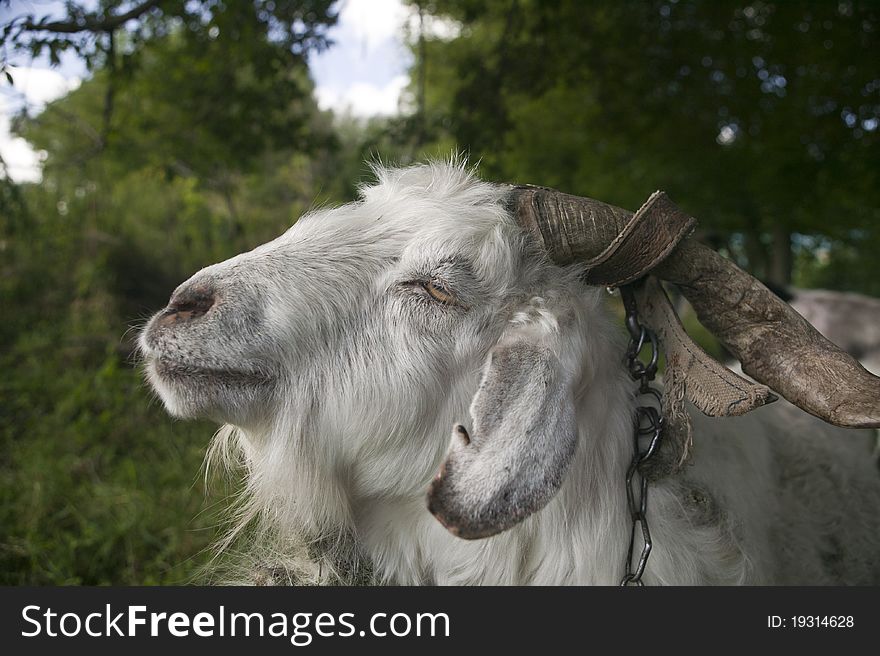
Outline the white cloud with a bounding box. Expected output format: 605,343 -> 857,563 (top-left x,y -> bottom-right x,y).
312,0 -> 459,119
0,66 -> 80,183
335,0 -> 460,53
340,0 -> 411,51
0,118 -> 47,183
4,66 -> 82,109
316,74 -> 410,118
339,0 -> 460,45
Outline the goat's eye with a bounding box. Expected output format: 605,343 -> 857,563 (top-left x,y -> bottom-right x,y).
422,281 -> 457,305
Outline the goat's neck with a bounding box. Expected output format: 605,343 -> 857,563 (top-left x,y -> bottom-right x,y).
353,381 -> 635,585
237,364 -> 634,585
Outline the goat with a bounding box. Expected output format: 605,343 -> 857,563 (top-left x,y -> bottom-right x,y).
139,161 -> 880,585
785,288 -> 880,375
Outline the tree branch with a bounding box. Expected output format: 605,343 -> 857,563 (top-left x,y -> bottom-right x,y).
20,0 -> 164,35
100,30 -> 116,148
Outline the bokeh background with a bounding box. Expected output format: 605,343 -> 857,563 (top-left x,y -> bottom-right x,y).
1,0 -> 878,584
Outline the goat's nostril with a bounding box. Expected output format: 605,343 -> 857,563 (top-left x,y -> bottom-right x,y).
159,285 -> 216,326
171,291 -> 215,315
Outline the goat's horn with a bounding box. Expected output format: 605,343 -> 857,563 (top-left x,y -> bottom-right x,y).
655,240 -> 880,428
505,184 -> 880,429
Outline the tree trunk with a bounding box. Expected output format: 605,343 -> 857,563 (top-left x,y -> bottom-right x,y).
768,225 -> 792,288
743,228 -> 767,280
417,2 -> 427,145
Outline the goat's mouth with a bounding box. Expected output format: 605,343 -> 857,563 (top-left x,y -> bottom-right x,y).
144,354 -> 277,422
149,356 -> 275,387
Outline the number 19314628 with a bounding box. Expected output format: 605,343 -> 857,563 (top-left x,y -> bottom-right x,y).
768,615 -> 854,628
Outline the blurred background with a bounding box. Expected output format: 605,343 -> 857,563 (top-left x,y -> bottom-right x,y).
1,0 -> 878,584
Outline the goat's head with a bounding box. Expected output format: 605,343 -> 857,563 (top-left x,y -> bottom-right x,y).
140,163 -> 615,535
140,161 -> 880,542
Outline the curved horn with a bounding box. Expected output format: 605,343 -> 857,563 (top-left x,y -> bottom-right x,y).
504,184 -> 633,262
504,185 -> 880,429
505,185 -> 696,287
655,240 -> 880,428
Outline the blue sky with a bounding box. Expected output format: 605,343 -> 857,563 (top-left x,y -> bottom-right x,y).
0,0 -> 452,181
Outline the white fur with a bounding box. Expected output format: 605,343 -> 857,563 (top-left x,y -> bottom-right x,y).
140,159 -> 880,585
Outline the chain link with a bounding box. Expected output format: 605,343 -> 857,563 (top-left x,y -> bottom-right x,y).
619,285 -> 664,586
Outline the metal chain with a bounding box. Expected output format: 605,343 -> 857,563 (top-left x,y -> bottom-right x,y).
618,285 -> 664,586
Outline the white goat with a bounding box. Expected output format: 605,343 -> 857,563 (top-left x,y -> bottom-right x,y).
140,161 -> 880,585
787,288 -> 880,375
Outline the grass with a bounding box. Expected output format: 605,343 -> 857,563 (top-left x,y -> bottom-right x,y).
0,325 -> 227,585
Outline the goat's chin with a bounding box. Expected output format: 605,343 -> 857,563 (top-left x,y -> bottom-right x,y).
145,357 -> 275,424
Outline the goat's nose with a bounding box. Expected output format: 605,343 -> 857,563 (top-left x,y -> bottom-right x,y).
159,284 -> 216,326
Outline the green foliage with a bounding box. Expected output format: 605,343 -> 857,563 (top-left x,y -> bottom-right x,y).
0,1 -> 339,83
0,346 -> 222,585
0,172 -> 222,583
795,236 -> 880,297
1,2 -> 347,585
411,0 -> 880,288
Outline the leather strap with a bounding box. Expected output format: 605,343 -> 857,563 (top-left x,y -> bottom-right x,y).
582,191 -> 697,287
629,276 -> 778,474
506,186 -> 695,287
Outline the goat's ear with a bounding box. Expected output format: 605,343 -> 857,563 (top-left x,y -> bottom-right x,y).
427,315 -> 578,539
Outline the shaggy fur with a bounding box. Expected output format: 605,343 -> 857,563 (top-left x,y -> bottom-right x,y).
139,160 -> 880,585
